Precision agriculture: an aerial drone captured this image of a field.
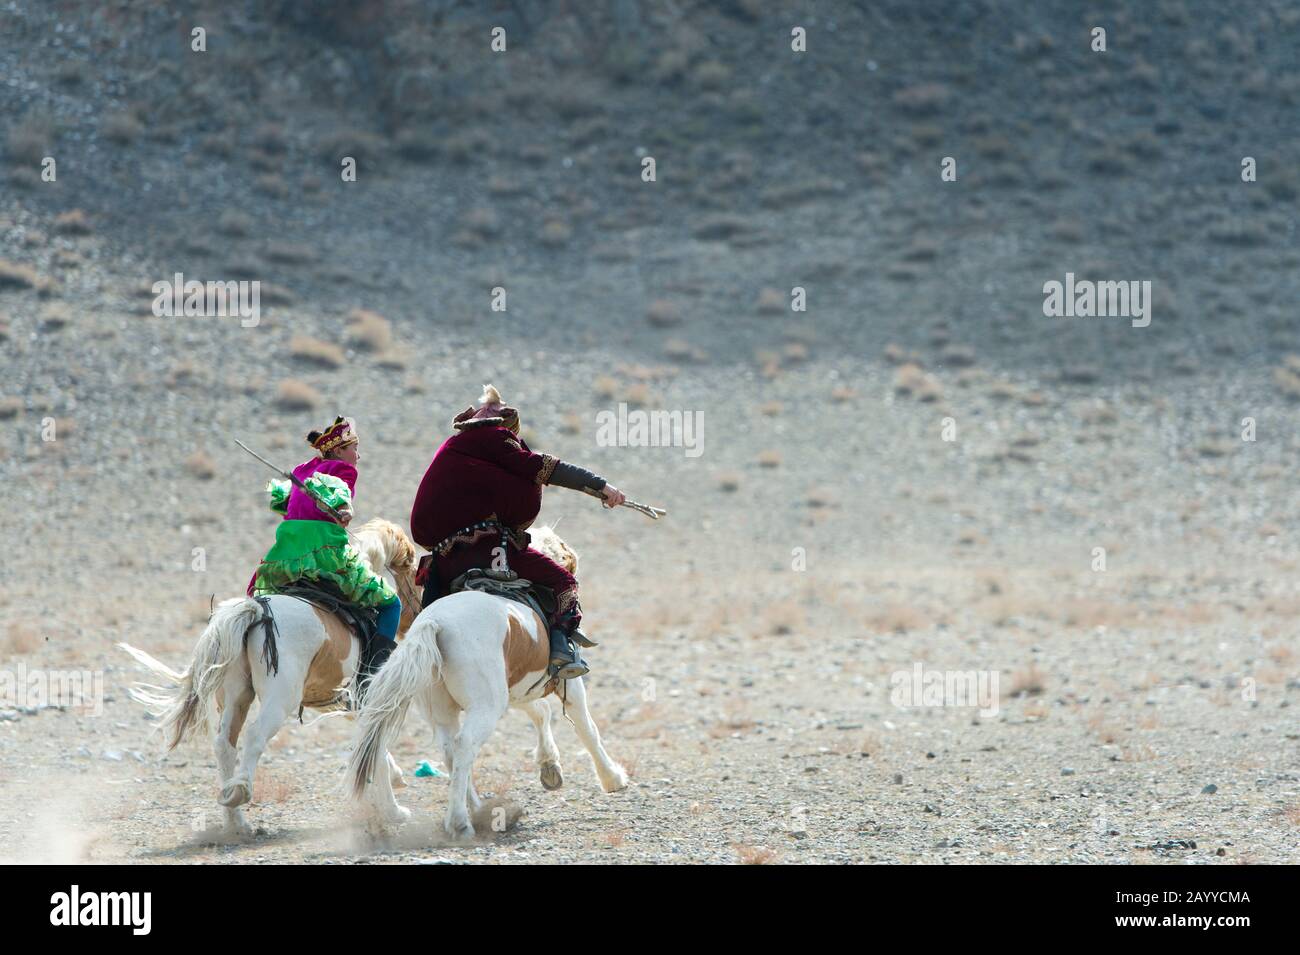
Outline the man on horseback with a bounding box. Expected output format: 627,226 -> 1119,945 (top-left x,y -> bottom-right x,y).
409,385 -> 625,679
249,416 -> 402,702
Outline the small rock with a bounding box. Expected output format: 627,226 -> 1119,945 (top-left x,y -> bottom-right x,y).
1201,783 -> 1217,794
1061,767 -> 1076,776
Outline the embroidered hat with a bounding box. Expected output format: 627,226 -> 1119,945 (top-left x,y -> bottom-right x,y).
307,416 -> 358,453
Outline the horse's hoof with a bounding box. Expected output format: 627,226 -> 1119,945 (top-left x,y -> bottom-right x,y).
225,820 -> 255,839
219,780 -> 252,807
600,766 -> 630,793
540,761 -> 563,791
380,803 -> 411,827
446,817 -> 475,841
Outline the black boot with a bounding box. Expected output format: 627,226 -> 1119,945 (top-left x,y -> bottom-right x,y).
354,635 -> 397,707
548,626 -> 590,680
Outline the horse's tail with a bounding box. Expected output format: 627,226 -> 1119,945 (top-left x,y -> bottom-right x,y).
348,611 -> 444,798
118,597 -> 262,750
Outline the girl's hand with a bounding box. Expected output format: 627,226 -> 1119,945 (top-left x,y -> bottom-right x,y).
337,506 -> 354,526
600,485 -> 626,509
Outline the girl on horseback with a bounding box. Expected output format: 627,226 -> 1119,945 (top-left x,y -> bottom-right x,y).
250,416 -> 401,700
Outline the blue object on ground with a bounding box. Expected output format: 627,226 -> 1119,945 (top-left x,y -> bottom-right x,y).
414,760 -> 444,778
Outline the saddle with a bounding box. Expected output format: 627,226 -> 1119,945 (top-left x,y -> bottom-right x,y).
275,579 -> 380,645
268,579 -> 380,712
444,567 -> 557,628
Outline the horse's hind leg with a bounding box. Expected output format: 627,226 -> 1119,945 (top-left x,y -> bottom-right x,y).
213,664 -> 255,834
386,752 -> 408,790
220,674 -> 301,809
559,677 -> 628,793
445,699 -> 505,839
523,698 -> 563,790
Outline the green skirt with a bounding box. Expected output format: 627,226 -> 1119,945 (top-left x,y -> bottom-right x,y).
253,519 -> 397,608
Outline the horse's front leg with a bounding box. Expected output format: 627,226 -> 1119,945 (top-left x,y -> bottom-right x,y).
523,697 -> 563,790
559,677 -> 628,793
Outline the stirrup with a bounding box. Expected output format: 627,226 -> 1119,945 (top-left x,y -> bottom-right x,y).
549,657 -> 590,680
548,629 -> 590,680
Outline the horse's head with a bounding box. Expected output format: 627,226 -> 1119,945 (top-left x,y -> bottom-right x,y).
529,525 -> 579,575
354,518 -> 423,635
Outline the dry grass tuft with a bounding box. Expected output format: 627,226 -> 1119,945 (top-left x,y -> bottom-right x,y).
0,259 -> 39,289
646,299 -> 681,327
865,603 -> 929,634
2,623 -> 43,656
217,211 -> 253,237
265,243 -> 317,266
289,335 -> 345,369
1007,663 -> 1047,697
253,774 -> 296,804
600,828 -> 628,848
593,375 -> 618,400
756,287 -> 786,314
6,118 -> 55,165
345,308 -> 392,352
102,111 -> 143,144
893,82 -> 950,115
894,363 -> 943,402
805,485 -> 834,508
54,209 -> 92,236
1274,356 -> 1300,401
733,843 -> 779,865
275,379 -> 321,410
184,451 -> 217,480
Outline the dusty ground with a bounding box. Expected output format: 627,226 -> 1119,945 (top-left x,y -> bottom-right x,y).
3,350 -> 1297,864
1,1 -> 1298,864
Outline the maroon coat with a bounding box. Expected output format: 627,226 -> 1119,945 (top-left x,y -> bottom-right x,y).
410,421 -> 579,625
410,422 -> 558,551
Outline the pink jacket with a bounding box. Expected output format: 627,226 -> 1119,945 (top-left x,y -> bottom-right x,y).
285,458 -> 357,522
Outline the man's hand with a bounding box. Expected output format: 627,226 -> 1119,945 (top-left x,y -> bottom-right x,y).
600,485 -> 626,509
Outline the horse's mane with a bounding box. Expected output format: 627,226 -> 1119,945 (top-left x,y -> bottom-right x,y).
355,517 -> 575,577
354,518 -> 418,573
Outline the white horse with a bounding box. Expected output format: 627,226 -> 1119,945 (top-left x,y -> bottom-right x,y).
118,519 -> 424,837
348,526 -> 628,840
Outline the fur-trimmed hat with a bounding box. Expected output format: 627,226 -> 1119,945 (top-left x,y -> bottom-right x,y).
452,384 -> 519,433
